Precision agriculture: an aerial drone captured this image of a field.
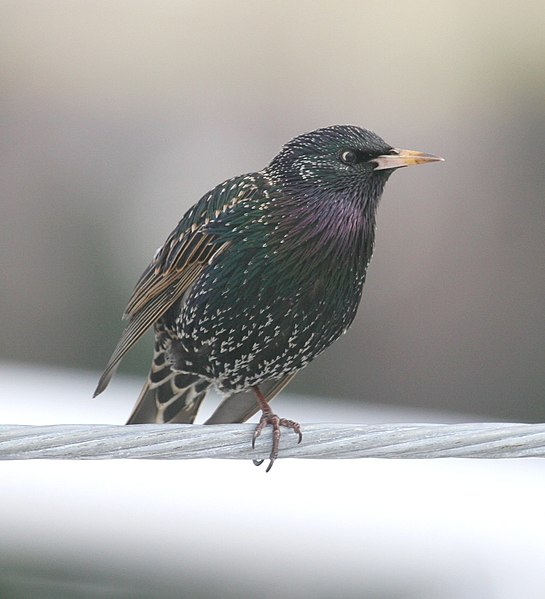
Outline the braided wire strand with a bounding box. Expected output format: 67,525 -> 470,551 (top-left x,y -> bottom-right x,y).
1,423 -> 544,460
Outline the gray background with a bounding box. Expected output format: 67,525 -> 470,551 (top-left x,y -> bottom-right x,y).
2,0 -> 544,419
2,3 -> 545,598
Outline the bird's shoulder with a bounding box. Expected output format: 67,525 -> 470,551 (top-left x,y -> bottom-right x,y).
123,171 -> 272,318
184,171 -> 273,229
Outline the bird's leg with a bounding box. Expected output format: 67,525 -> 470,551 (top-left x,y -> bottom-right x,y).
251,385 -> 302,472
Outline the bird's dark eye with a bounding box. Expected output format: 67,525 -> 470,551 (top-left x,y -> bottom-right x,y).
340,150 -> 358,165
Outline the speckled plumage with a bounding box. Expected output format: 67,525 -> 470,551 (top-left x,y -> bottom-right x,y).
94,125 -> 442,469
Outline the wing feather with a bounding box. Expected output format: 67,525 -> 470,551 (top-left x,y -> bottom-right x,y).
94,172 -> 262,398
94,239 -> 229,397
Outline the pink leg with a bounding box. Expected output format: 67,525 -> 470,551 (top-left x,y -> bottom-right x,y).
251,385 -> 302,472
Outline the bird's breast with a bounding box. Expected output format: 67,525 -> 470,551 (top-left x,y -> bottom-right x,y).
166,195 -> 377,389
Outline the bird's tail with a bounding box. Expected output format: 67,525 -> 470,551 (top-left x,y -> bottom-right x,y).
126,338 -> 210,424
204,373 -> 296,424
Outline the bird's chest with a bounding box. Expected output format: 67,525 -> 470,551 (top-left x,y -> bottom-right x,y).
170,215 -> 371,387
188,207 -> 369,324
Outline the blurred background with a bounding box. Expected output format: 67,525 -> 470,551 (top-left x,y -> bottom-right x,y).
2,0 -> 545,419
1,1 -> 545,597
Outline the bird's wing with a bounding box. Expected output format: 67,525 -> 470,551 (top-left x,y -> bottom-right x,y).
93,232 -> 229,397
93,174 -> 263,397
204,373 -> 297,424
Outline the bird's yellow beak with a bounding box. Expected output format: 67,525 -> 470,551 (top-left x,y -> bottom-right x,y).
373,148 -> 444,171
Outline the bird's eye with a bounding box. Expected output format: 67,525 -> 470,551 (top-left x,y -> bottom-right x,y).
340,150 -> 358,165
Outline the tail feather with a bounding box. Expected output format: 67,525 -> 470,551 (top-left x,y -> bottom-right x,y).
204,373 -> 296,424
126,338 -> 210,424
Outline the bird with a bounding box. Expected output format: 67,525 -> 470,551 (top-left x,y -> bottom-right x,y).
94,125 -> 443,471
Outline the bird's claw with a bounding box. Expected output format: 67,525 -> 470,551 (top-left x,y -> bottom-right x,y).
252,412 -> 302,472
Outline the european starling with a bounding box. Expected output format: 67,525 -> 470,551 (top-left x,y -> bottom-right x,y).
94,125 -> 443,471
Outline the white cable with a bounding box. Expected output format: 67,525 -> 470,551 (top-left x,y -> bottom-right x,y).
1,422 -> 544,460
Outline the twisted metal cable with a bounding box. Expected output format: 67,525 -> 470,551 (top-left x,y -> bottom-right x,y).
1,422 -> 544,460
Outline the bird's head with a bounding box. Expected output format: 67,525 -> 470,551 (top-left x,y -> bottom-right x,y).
266,125 -> 443,201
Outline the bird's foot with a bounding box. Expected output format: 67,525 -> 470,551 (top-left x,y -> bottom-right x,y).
252,410 -> 302,472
